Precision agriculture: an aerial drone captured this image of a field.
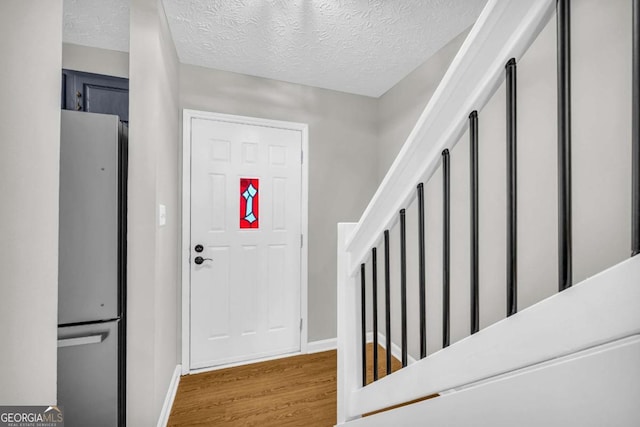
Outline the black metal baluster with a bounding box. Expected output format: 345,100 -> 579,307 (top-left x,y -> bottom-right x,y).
633,0 -> 640,257
371,247 -> 379,381
469,111 -> 480,334
384,230 -> 392,375
360,263 -> 367,386
557,0 -> 573,290
506,58 -> 518,317
417,183 -> 427,358
442,150 -> 451,348
400,209 -> 408,367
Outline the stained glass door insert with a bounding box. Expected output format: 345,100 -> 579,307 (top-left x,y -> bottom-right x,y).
240,178 -> 259,228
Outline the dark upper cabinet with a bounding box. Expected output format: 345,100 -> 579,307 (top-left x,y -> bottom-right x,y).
62,69 -> 129,123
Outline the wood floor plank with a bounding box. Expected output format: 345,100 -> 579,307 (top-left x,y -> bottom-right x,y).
168,344 -> 415,426
364,342 -> 403,385
168,351 -> 337,426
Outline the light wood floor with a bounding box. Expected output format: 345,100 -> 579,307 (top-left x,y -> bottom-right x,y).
168,344 -> 419,426
364,342 -> 402,385
168,350 -> 337,426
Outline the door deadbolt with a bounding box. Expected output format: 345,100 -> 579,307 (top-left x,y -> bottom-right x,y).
194,244 -> 204,253
194,256 -> 212,265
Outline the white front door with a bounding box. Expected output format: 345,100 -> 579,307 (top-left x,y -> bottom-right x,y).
189,113 -> 304,370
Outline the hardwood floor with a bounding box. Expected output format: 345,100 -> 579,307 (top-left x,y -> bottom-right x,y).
168,351 -> 337,426
364,342 -> 403,385
168,344 -> 423,426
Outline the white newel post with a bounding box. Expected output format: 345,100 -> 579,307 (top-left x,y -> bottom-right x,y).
337,223 -> 362,425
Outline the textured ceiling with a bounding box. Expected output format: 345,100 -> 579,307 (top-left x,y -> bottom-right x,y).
63,0 -> 130,52
63,0 -> 487,97
163,0 -> 487,97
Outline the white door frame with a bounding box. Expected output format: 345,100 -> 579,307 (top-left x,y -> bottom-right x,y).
181,109 -> 309,374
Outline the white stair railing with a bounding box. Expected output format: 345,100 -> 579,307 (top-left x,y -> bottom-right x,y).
338,0 -> 640,423
337,0 -> 559,423
344,0 -> 556,275
338,258 -> 640,425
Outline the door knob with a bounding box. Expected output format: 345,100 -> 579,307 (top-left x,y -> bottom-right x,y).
194,256 -> 212,265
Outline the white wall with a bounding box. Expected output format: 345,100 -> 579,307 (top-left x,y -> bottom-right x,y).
180,65 -> 379,342
62,43 -> 129,78
0,0 -> 62,404
128,0 -> 180,424
372,0 -> 632,360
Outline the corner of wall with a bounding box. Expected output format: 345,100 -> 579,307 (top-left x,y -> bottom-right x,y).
128,0 -> 181,423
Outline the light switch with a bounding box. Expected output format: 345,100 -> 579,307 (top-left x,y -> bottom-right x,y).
159,204 -> 167,226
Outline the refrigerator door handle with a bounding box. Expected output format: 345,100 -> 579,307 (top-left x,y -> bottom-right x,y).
57,333 -> 107,348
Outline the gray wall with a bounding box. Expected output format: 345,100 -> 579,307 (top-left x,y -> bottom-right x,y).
571,0 -> 632,284
377,30 -> 469,182
180,65 -> 379,341
0,0 -> 62,404
368,29 -> 469,352
372,0 -> 632,360
62,43 -> 129,78
128,0 -> 180,424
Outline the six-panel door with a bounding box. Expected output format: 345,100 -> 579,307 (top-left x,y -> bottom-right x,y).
190,117 -> 303,369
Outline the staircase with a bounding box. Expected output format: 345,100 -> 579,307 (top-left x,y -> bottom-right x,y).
336,0 -> 640,425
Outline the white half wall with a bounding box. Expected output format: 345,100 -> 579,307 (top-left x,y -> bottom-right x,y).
343,335 -> 640,427
0,0 -> 62,405
350,255 -> 640,417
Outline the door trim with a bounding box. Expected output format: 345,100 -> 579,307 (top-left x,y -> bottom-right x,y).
181,109 -> 309,374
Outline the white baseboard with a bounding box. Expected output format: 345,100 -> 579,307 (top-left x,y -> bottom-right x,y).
307,338 -> 338,353
187,340 -> 336,376
157,364 -> 182,427
366,331 -> 374,343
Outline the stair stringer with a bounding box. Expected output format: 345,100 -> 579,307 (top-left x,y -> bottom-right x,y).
342,334 -> 640,426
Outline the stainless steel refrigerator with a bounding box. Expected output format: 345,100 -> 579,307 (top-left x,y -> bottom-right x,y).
58,110 -> 127,427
